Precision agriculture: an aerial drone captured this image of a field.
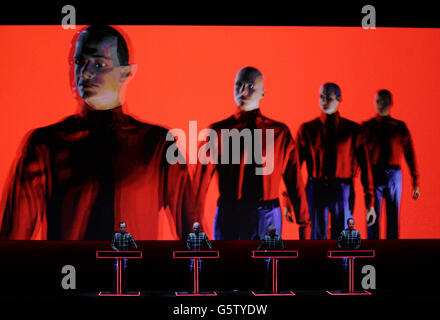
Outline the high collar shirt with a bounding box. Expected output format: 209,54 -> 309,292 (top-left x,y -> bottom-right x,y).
111,232 -> 138,251
0,106 -> 198,240
256,234 -> 285,250
361,115 -> 419,187
296,112 -> 375,208
192,108 -> 309,226
337,228 -> 361,250
186,232 -> 212,251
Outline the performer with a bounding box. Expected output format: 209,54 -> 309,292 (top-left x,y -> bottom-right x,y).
186,222 -> 212,280
296,83 -> 376,240
256,225 -> 285,292
111,221 -> 138,293
362,89 -> 420,239
257,225 -> 285,251
192,66 -> 310,240
337,217 -> 361,288
0,25 -> 198,240
337,218 -> 361,250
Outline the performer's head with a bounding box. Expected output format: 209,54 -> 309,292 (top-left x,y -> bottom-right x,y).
347,218 -> 355,230
268,225 -> 277,236
119,221 -> 127,234
73,25 -> 135,110
193,222 -> 201,234
320,82 -> 341,115
376,89 -> 393,116
234,67 -> 265,111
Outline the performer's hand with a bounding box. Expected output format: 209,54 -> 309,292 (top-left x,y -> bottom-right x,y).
283,206 -> 294,223
366,207 -> 377,227
413,186 -> 420,200
281,191 -> 294,223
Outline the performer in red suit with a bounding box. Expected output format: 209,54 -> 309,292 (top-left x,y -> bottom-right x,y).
192,67 -> 310,240
0,26 -> 198,240
362,89 -> 420,239
296,83 -> 376,240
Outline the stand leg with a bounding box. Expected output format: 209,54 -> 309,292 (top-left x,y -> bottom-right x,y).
194,258 -> 199,294
326,256 -> 370,296
117,258 -> 121,295
175,257 -> 215,296
349,258 -> 354,293
272,258 -> 277,294
252,258 -> 294,296
98,256 -> 140,297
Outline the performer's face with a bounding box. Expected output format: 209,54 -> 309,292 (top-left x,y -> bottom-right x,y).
74,32 -> 130,110
119,223 -> 127,233
375,93 -> 391,115
319,86 -> 340,114
348,219 -> 355,230
234,70 -> 265,110
193,223 -> 200,234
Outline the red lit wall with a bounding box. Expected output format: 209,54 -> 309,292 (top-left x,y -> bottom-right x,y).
0,26 -> 438,239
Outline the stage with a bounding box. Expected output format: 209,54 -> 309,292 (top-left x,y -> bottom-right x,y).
0,240 -> 438,315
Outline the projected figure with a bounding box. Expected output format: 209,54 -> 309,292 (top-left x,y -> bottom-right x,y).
362,89 -> 419,239
186,222 -> 213,274
256,225 -> 285,292
0,25 -> 197,240
296,83 -> 376,240
111,221 -> 138,293
192,67 -> 310,240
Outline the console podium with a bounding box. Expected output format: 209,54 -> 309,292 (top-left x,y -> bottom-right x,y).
173,250 -> 219,296
251,250 -> 298,296
96,251 -> 142,296
326,250 -> 375,295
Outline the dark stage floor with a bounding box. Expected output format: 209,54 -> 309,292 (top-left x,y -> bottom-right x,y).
0,240 -> 439,316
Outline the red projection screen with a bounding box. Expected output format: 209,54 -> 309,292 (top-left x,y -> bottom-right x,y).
0,26 -> 438,240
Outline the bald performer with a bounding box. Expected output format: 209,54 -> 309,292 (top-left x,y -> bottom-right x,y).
296,83 -> 376,240
186,222 -> 212,274
362,89 -> 419,239
192,66 -> 310,240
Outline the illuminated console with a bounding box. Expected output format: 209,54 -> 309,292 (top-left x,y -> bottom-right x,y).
251,250 -> 299,296
173,250 -> 219,296
96,251 -> 142,297
326,250 -> 375,295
